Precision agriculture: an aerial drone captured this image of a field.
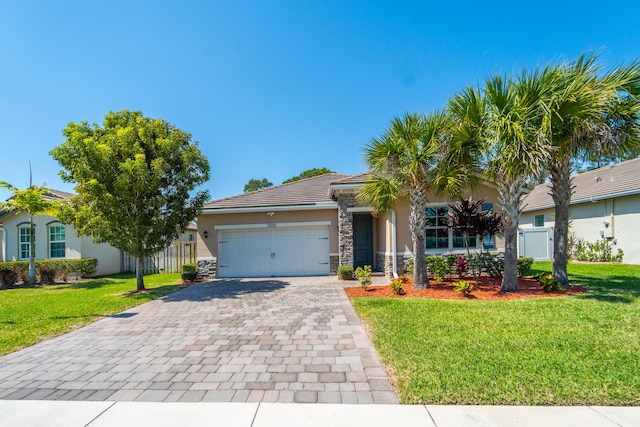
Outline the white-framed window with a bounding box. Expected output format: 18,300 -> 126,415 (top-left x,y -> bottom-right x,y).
49,225 -> 66,258
425,206 -> 468,250
19,227 -> 30,260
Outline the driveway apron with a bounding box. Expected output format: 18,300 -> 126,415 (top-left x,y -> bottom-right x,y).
0,277 -> 398,404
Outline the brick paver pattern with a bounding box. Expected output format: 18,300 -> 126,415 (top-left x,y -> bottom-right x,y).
0,277 -> 398,404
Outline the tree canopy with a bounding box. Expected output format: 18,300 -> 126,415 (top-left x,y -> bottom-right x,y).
50,110 -> 210,291
243,178 -> 273,193
282,167 -> 334,184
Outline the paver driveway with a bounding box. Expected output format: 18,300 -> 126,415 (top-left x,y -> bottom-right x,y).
0,277 -> 398,404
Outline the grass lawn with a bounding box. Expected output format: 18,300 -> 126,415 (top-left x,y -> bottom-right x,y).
0,273 -> 182,356
351,262 -> 640,405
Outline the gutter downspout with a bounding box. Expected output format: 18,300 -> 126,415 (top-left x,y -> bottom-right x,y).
0,226 -> 5,262
390,209 -> 398,278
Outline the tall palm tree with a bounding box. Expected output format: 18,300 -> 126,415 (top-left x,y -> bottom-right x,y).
0,181 -> 63,284
544,54 -> 640,286
447,68 -> 555,291
358,112 -> 448,289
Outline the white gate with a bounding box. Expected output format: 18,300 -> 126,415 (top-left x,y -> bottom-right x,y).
518,228 -> 553,261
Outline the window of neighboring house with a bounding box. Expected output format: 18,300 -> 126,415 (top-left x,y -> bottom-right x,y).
19,227 -> 30,260
481,203 -> 496,250
425,206 -> 471,250
534,215 -> 545,227
188,234 -> 195,242
49,225 -> 66,258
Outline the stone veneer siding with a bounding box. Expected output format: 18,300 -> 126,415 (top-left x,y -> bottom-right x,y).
197,258 -> 217,279
330,255 -> 339,275
336,193 -> 358,269
375,251 -> 413,278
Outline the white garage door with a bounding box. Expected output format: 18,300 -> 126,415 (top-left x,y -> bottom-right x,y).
217,226 -> 330,278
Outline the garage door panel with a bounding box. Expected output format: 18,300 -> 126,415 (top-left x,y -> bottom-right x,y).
218,226 -> 330,278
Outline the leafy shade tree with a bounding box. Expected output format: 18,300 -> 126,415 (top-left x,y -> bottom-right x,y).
244,178 -> 273,193
544,55 -> 640,286
282,167 -> 334,184
358,112 -> 448,289
448,69 -> 554,291
0,182 -> 63,284
50,110 -> 210,291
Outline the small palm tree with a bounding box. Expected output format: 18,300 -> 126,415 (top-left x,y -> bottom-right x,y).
358,112 -> 448,289
0,181 -> 63,284
447,68 -> 555,291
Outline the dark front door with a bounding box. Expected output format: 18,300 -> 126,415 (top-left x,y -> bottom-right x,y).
353,214 -> 373,269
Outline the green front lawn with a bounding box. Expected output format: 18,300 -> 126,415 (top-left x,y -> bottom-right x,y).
0,273 -> 182,356
351,262 -> 640,405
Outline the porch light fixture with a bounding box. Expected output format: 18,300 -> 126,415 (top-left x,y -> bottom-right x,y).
203,230 -> 209,239
267,211 -> 275,217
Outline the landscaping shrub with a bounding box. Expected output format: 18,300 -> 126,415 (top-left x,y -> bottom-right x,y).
426,256 -> 449,282
37,264 -> 57,283
453,280 -> 474,296
390,278 -> 404,295
406,259 -> 414,275
0,266 -> 20,288
355,265 -> 372,291
182,263 -> 197,274
517,257 -> 534,276
455,255 -> 469,278
573,239 -> 624,262
535,272 -> 565,292
338,265 -> 353,280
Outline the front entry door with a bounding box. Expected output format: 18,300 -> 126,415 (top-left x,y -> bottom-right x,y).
353,214 -> 373,269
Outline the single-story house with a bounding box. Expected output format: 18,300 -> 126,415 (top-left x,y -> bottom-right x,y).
0,189 -> 198,276
520,157 -> 640,263
196,173 -> 503,278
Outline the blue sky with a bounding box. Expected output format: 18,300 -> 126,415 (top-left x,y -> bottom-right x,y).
1,1 -> 639,201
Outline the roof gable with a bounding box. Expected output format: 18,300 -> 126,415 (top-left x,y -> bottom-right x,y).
523,158 -> 640,211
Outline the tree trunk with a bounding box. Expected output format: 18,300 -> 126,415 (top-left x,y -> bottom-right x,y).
498,178 -> 524,292
136,255 -> 145,291
28,215 -> 36,285
409,186 -> 429,289
549,158 -> 572,287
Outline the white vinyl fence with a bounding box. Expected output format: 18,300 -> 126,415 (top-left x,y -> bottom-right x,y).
123,242 -> 196,274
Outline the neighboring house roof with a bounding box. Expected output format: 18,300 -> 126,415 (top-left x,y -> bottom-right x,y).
0,188 -> 73,220
523,158 -> 640,211
203,173 -> 352,213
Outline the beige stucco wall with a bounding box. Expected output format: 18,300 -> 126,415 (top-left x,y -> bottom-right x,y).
197,209 -> 339,260
0,211 -> 122,275
521,195 -> 640,264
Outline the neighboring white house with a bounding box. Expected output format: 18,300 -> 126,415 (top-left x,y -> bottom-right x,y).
0,189 -> 122,275
520,158 -> 640,264
0,189 -> 198,276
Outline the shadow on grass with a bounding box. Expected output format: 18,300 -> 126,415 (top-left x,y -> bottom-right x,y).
530,267 -> 640,304
161,279 -> 290,302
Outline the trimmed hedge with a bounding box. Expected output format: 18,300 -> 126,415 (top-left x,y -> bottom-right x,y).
338,265 -> 354,280
0,258 -> 98,287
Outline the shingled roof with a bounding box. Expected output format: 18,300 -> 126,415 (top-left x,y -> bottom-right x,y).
203,173 -> 352,211
523,158 -> 640,211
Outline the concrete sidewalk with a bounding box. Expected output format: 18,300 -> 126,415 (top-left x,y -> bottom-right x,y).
1,400 -> 638,426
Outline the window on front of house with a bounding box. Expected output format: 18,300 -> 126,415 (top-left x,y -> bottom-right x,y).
19,227 -> 30,260
534,215 -> 544,227
49,225 -> 66,258
425,206 -> 474,250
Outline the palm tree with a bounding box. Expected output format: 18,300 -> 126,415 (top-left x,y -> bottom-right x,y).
358,112 -> 448,289
447,68 -> 555,291
0,181 -> 63,284
544,54 -> 640,286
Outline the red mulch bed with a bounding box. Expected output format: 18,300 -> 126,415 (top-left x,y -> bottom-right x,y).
344,276 -> 587,300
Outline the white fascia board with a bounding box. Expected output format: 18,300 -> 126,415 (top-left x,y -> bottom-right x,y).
202,202 -> 338,215
328,183 -> 363,197
214,221 -> 331,230
522,189 -> 640,212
